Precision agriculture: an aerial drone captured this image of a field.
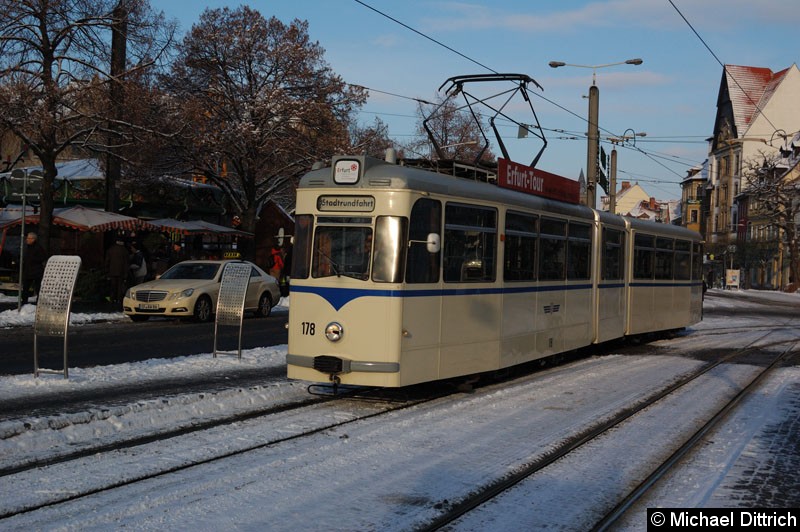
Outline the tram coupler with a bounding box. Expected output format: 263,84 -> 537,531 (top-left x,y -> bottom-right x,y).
306,374 -> 342,396
330,374 -> 341,394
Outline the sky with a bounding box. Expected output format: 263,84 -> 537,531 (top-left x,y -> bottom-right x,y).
1,290 -> 799,528
155,0 -> 800,202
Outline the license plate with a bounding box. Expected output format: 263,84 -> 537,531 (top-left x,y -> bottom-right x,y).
138,303 -> 159,310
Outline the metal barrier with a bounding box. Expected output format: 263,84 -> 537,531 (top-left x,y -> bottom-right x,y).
34,255 -> 82,378
213,262 -> 251,359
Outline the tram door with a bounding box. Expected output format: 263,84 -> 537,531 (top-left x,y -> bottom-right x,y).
401,198 -> 443,384
597,226 -> 627,342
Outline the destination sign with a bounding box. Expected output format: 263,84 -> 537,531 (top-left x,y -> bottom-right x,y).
317,195 -> 376,212
497,158 -> 580,204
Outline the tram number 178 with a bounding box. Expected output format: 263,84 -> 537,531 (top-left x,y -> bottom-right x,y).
301,322 -> 316,335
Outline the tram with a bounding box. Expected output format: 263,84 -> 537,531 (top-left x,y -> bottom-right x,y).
286,152 -> 703,389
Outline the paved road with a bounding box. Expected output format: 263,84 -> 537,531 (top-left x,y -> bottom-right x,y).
0,308 -> 289,376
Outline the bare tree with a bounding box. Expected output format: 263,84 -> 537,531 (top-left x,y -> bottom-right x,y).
0,0 -> 176,251
349,117 -> 393,159
404,97 -> 495,163
741,152 -> 800,289
161,7 -> 367,238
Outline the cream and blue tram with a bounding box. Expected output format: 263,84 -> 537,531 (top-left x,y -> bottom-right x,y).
286,154 -> 703,388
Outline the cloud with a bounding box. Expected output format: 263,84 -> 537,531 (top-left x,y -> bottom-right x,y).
420,0 -> 673,33
371,33 -> 402,48
545,70 -> 669,90
421,0 -> 799,34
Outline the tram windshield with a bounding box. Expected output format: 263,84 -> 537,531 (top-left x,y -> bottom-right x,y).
310,216 -> 407,282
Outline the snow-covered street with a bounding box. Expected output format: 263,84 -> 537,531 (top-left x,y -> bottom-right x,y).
0,290 -> 798,529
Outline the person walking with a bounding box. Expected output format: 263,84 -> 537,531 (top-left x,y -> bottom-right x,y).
105,239 -> 129,304
21,232 -> 47,304
169,242 -> 187,266
129,242 -> 148,286
268,244 -> 284,279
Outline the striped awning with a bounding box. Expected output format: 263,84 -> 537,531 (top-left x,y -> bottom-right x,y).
148,218 -> 252,237
0,205 -> 157,232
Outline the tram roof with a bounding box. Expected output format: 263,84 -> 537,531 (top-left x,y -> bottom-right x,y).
627,217 -> 702,241
300,155 -> 700,241
302,155 -> 594,220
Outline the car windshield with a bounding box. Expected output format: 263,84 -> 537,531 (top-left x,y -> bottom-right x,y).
160,263 -> 221,280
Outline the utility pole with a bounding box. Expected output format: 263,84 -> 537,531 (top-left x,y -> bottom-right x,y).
586,84 -> 599,209
548,58 -> 643,210
607,130 -> 645,214
609,143 -> 618,213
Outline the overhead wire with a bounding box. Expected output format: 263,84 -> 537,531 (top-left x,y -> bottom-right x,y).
352,0 -> 498,74
666,0 -> 781,135
353,0 -> 704,186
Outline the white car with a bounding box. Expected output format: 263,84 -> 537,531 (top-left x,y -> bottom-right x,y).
123,260 -> 280,322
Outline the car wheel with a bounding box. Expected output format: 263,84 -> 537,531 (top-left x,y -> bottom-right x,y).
193,295 -> 213,322
255,292 -> 272,318
130,315 -> 150,322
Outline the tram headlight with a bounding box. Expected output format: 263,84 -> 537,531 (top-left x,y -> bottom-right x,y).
325,322 -> 344,342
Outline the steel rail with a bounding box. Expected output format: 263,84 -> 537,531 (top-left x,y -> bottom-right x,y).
417,326 -> 797,531
592,342 -> 800,531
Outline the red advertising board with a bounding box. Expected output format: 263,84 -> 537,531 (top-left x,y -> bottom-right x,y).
497,158 -> 580,204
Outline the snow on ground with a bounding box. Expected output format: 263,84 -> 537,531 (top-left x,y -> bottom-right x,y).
0,289 -> 796,461
0,289 -> 797,529
0,297 -> 126,328
0,293 -> 290,328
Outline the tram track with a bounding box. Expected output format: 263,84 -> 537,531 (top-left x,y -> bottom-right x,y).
0,381 -> 460,520
0,380 -> 322,477
593,342 -> 800,530
418,326 -> 799,531
1,319 -> 796,527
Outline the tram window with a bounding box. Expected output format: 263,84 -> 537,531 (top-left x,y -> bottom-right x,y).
406,199 -> 441,284
633,234 -> 655,279
602,228 -> 624,280
692,242 -> 703,280
372,216 -> 408,283
567,222 -> 592,280
674,240 -> 691,280
312,223 -> 373,280
291,214 -> 313,280
504,212 -> 538,281
538,218 -> 566,281
443,203 -> 497,283
655,238 -> 674,280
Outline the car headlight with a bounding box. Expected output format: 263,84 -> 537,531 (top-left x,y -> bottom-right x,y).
125,289 -> 132,299
168,288 -> 195,300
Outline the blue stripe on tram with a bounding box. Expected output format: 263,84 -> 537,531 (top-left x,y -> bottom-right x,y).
291,283 -> 596,311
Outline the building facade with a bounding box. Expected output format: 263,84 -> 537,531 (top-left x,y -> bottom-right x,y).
702,64 -> 800,289
706,64 -> 800,244
680,161 -> 708,235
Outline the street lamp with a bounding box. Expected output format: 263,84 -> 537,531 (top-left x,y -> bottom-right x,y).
607,129 -> 647,213
548,58 -> 643,85
549,58 -> 643,208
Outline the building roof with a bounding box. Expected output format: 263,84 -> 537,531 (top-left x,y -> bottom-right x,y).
723,65 -> 789,133
0,158 -> 104,181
